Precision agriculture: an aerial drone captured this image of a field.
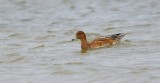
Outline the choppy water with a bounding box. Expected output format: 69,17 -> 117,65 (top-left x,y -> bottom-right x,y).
0,0 -> 160,83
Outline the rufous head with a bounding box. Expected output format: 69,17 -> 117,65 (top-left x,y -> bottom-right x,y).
76,31 -> 86,40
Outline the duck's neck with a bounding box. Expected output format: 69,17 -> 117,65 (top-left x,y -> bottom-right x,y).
80,38 -> 88,53
80,38 -> 88,49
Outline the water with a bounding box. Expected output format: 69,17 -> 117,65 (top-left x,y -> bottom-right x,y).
0,0 -> 160,83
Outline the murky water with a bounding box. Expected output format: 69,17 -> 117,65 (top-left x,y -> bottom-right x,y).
0,0 -> 160,83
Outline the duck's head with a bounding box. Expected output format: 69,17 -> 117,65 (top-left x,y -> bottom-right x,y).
76,31 -> 86,40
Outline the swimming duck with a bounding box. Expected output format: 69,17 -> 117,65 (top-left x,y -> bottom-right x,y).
75,31 -> 126,53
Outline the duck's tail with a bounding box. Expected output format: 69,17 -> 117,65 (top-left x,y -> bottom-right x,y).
110,33 -> 126,41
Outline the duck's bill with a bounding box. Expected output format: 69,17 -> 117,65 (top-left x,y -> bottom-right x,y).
71,38 -> 78,41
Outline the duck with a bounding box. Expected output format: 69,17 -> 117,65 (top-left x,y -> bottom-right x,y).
75,31 -> 126,53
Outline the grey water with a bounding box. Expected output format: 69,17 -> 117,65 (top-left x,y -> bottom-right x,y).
0,0 -> 160,83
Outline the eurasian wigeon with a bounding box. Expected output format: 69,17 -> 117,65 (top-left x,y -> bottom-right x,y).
75,31 -> 126,53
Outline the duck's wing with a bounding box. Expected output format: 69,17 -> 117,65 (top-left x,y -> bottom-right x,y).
90,37 -> 113,48
89,33 -> 126,48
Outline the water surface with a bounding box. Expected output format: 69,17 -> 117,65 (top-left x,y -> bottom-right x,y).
0,0 -> 160,83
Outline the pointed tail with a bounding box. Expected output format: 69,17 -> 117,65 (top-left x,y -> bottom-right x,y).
110,33 -> 126,41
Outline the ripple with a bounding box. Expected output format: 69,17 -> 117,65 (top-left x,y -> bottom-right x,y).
127,23 -> 151,28
34,35 -> 55,40
65,62 -> 84,65
0,53 -> 28,64
130,68 -> 149,74
20,18 -> 32,22
31,44 -> 46,49
51,70 -> 77,75
7,33 -> 29,38
8,33 -> 22,37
